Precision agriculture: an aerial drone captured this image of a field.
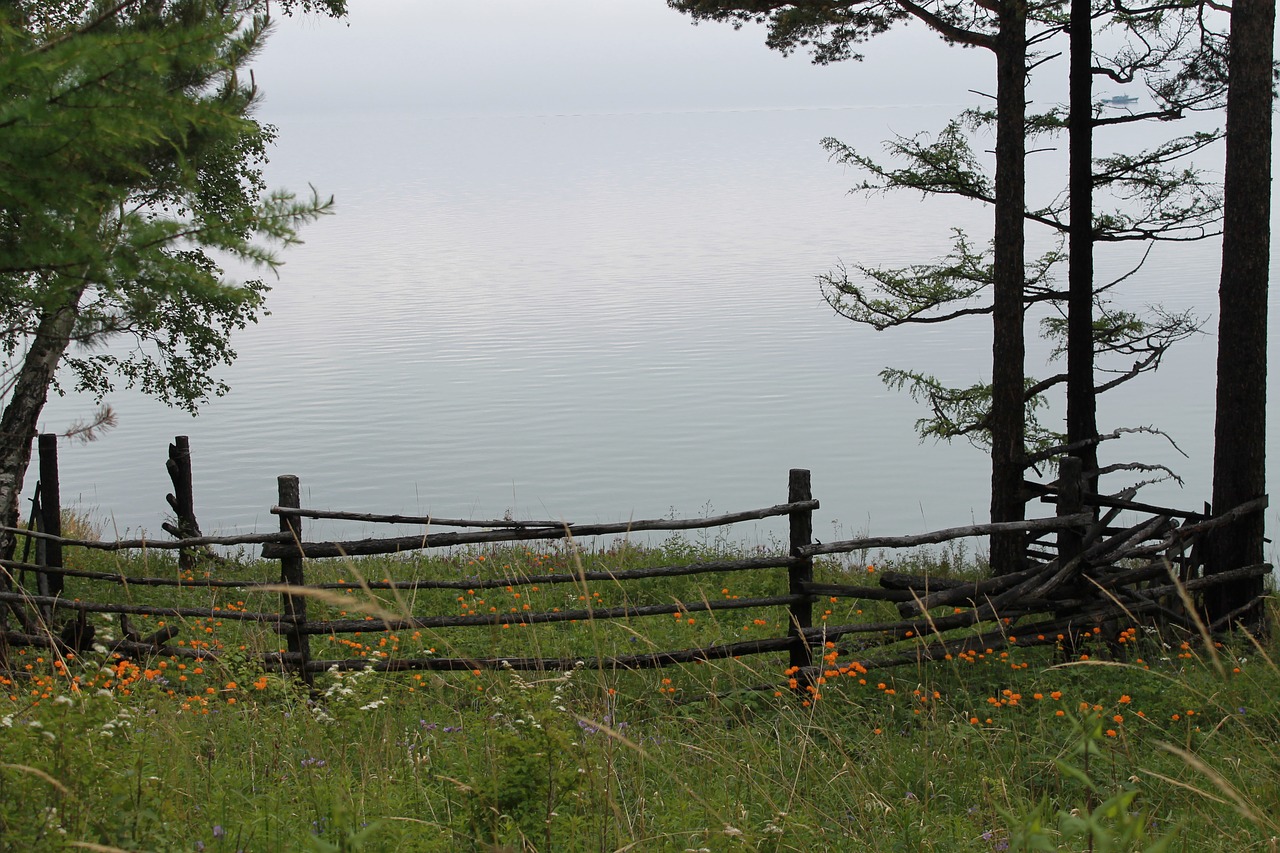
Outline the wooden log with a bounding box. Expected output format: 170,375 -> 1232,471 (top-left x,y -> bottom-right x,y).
799,603 -> 1037,645
1013,502 -> 1147,605
260,500 -> 821,559
801,513 -> 1093,557
37,434 -> 62,600
2,629 -> 304,665
303,636 -> 798,673
296,593 -> 805,636
277,475 -> 311,685
1209,593 -> 1272,632
876,572 -> 971,592
799,582 -> 917,602
897,562 -> 1046,616
2,554 -> 796,591
0,591 -> 296,624
164,436 -> 205,572
1,559 -> 275,589
788,469 -> 814,677
270,507 -> 565,528
1085,513 -> 1172,565
0,526 -> 290,551
1028,479 -> 1209,520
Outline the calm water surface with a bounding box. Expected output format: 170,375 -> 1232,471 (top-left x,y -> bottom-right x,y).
33,106 -> 1280,555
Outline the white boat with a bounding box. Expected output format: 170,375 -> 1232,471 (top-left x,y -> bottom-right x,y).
1102,95 -> 1139,106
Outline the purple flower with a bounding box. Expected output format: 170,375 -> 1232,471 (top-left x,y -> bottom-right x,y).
212,825 -> 224,839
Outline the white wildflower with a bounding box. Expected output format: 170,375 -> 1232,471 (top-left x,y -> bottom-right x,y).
723,825 -> 743,837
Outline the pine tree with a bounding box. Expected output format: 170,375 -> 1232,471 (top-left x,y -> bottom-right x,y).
0,0 -> 339,557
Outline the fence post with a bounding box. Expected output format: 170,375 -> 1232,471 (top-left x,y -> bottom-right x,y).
787,468 -> 814,679
277,475 -> 312,686
164,436 -> 199,573
37,434 -> 62,603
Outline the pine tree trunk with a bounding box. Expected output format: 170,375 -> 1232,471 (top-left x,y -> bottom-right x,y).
989,0 -> 1028,574
0,292 -> 83,560
1067,0 -> 1098,486
1207,0 -> 1273,629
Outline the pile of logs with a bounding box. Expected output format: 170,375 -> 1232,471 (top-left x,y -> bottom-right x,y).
797,492 -> 1272,673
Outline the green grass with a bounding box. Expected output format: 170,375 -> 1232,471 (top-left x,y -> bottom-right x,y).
1,536 -> 1277,852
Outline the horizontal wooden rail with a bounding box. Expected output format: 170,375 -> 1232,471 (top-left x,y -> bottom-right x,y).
1027,481 -> 1208,520
798,582 -> 917,602
305,636 -> 797,673
295,593 -> 805,635
0,525 -> 290,551
0,591 -> 297,625
2,561 -> 274,589
271,507 -> 566,528
1,629 -> 304,666
1,554 -> 796,592
801,512 -> 1094,557
262,500 -> 820,559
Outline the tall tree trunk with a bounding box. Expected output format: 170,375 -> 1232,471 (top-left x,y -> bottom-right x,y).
1207,0 -> 1273,629
1067,0 -> 1098,487
0,292 -> 83,561
989,0 -> 1028,574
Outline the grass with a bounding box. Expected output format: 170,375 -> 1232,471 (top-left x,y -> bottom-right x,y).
1,533 -> 1278,852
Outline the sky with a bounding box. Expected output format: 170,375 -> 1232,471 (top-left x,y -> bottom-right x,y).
255,0 -> 998,117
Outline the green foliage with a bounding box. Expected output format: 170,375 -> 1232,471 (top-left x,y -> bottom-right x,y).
823,122 -> 992,201
0,0 -> 334,419
879,368 -> 1060,451
1,544 -> 1278,851
1002,711 -> 1179,852
667,0 -> 911,65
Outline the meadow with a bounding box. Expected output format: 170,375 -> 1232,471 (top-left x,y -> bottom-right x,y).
1,531 -> 1277,852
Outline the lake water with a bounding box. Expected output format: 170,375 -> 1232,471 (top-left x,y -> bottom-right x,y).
26,6 -> 1280,557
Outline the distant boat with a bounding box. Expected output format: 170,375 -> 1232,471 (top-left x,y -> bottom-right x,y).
1102,95 -> 1139,106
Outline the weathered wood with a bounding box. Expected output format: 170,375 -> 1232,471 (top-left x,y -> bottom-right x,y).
261,500 -> 821,559
297,593 -> 805,636
303,636 -> 798,673
164,436 -> 203,572
0,590 -> 295,624
1030,483 -> 1208,521
277,475 -> 311,684
788,469 -> 814,676
1,559 -> 273,588
271,507 -> 565,528
876,572 -> 971,592
897,561 -> 1046,616
799,582 -> 916,602
37,434 -> 62,600
802,513 -> 1093,557
1,553 -> 797,591
2,629 -> 304,666
0,526 -> 290,550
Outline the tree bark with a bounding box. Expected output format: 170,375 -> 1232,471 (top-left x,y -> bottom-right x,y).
0,290 -> 84,561
1207,0 -> 1273,629
989,0 -> 1028,574
1067,0 -> 1098,487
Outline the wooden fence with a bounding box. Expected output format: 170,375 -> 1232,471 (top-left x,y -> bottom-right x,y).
0,436 -> 1271,691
